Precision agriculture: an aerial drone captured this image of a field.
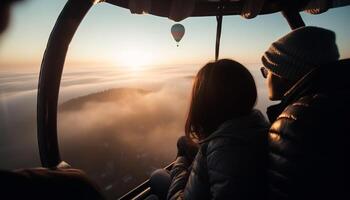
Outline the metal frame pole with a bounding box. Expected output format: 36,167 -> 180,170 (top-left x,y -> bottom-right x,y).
37,0 -> 93,168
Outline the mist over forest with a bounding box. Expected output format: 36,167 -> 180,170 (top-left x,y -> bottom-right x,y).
0,65 -> 272,198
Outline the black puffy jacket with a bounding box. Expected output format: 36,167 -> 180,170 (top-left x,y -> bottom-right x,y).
167,109 -> 270,200
267,59 -> 350,200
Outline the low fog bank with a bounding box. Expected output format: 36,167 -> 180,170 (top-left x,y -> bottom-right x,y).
0,66 -> 197,170
0,65 -> 273,199
57,68 -> 272,198
58,80 -> 191,198
0,89 -> 40,169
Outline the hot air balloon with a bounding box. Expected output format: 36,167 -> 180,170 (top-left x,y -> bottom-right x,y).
171,24 -> 185,47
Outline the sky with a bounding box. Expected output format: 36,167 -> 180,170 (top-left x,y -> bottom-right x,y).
0,0 -> 349,71
0,2 -> 349,195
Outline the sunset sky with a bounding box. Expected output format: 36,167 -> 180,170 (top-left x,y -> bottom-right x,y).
1,2 -> 350,195
0,0 -> 349,70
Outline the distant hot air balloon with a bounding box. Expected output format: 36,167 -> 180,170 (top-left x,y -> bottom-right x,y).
171,24 -> 185,47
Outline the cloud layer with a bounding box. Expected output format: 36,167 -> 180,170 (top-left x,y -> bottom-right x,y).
0,64 -> 272,198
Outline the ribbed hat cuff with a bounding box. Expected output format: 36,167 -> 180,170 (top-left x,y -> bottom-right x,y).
262,52 -> 310,81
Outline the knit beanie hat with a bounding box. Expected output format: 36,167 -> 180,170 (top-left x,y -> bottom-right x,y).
262,26 -> 339,81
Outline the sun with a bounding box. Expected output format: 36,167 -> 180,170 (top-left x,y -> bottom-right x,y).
119,49 -> 152,71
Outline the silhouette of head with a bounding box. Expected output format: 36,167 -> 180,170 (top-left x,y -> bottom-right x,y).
185,59 -> 257,140
262,26 -> 339,100
0,0 -> 23,34
263,69 -> 294,101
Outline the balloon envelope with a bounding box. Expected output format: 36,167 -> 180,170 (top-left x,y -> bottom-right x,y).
171,24 -> 185,42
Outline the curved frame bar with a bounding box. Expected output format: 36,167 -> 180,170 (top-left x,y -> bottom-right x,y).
105,0 -> 336,17
37,0 -> 93,168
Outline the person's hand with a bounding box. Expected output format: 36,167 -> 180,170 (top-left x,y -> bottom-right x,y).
176,136 -> 199,163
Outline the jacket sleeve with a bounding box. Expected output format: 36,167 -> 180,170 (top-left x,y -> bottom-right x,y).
268,99 -> 320,199
167,156 -> 191,200
206,138 -> 254,200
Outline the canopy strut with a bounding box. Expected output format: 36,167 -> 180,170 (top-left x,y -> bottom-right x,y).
282,10 -> 305,30
281,0 -> 306,30
215,14 -> 223,61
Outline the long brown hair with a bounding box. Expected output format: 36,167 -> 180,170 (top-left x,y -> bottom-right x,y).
185,59 -> 257,141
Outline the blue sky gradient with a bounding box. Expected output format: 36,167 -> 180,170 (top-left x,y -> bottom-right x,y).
0,0 -> 349,70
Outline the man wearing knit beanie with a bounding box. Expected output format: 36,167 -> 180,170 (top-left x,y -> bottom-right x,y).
262,26 -> 349,200
262,26 -> 339,83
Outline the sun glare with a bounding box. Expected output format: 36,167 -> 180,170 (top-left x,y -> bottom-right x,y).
119,49 -> 153,71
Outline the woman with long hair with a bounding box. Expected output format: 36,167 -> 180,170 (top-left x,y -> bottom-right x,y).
150,59 -> 269,200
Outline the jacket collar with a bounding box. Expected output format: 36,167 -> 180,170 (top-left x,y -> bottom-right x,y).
199,109 -> 269,144
266,59 -> 350,122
